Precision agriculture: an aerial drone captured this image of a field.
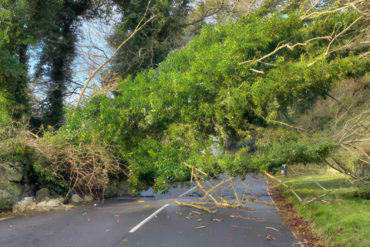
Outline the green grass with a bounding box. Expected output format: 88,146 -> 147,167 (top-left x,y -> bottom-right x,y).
276,169 -> 370,247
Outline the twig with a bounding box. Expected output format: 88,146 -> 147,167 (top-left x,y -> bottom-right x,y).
229,0 -> 240,15
304,192 -> 329,205
183,162 -> 208,176
246,0 -> 257,13
201,177 -> 233,200
315,181 -> 327,191
329,158 -> 358,179
264,171 -> 303,202
237,81 -> 247,90
239,37 -> 330,65
75,1 -> 156,108
325,15 -> 364,55
300,0 -> 364,20
268,120 -> 306,132
174,200 -> 217,214
249,68 -> 265,74
341,144 -> 370,165
303,0 -> 322,17
343,138 -> 370,144
230,178 -> 241,205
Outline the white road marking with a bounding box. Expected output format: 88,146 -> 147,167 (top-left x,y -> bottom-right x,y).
129,204 -> 169,233
178,186 -> 197,197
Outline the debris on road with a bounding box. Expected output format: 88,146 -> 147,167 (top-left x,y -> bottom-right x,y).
247,198 -> 274,206
230,215 -> 266,222
211,218 -> 223,222
174,200 -> 217,214
265,226 -> 279,232
195,226 -> 206,229
266,235 -> 275,240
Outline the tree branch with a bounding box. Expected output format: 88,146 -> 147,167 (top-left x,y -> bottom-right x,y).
75,1 -> 156,108
239,36 -> 330,65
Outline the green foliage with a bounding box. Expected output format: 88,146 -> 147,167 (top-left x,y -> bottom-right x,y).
0,93 -> 12,126
0,0 -> 32,119
232,137 -> 332,176
61,4 -> 369,192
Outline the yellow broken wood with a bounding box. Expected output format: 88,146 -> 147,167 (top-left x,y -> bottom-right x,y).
201,177 -> 233,200
230,179 -> 241,205
248,198 -> 274,206
174,200 -> 217,214
211,218 -> 222,222
266,235 -> 274,240
191,201 -> 212,205
195,226 -> 206,229
183,162 -> 208,176
194,175 -> 220,205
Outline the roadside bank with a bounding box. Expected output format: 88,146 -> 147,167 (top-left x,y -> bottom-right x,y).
267,167 -> 369,247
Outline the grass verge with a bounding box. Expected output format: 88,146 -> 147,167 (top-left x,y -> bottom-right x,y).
269,167 -> 369,247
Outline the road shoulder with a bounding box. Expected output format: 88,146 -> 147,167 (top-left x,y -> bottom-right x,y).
267,179 -> 322,247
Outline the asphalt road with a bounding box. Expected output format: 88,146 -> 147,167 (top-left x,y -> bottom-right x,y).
0,174 -> 298,247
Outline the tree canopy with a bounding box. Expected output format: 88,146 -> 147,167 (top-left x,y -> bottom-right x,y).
0,0 -> 368,196
64,0 -> 369,192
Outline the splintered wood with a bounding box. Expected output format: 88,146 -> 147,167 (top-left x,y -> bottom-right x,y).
195,226 -> 206,229
174,200 -> 217,214
175,163 -> 274,214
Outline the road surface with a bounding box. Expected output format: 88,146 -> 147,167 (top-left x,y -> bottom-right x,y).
0,174 -> 299,247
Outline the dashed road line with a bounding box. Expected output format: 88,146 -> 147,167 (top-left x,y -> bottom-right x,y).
129,204 -> 169,233
129,186 -> 197,234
